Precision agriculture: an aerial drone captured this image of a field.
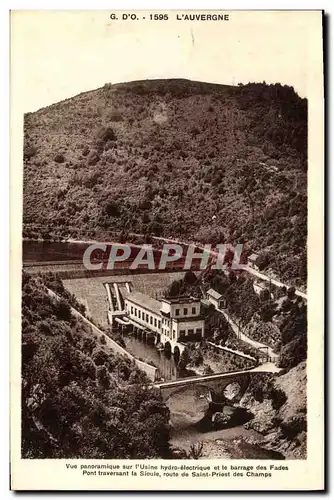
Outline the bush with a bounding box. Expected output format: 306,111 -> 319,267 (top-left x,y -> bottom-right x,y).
24,144 -> 37,160
187,442 -> 204,459
109,110 -> 123,122
82,145 -> 90,156
104,200 -> 120,217
279,414 -> 306,439
96,126 -> 117,143
54,153 -> 65,163
269,387 -> 287,410
87,150 -> 100,166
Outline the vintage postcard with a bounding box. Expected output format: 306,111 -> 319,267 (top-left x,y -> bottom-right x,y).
10,10 -> 324,491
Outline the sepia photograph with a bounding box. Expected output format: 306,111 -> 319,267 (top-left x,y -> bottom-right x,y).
10,9 -> 324,490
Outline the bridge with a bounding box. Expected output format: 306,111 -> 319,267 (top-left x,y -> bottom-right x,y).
155,362 -> 281,402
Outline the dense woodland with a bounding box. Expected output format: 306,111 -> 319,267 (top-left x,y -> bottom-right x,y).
23,79 -> 307,286
22,273 -> 170,459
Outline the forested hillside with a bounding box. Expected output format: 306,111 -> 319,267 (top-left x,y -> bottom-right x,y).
21,273 -> 170,459
23,79 -> 307,284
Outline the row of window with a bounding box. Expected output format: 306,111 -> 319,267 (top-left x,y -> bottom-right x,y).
162,328 -> 176,340
162,327 -> 203,339
129,305 -> 161,329
175,307 -> 197,316
162,317 -> 170,327
179,328 -> 202,336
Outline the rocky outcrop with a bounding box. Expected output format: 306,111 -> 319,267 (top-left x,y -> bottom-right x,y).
240,362 -> 306,459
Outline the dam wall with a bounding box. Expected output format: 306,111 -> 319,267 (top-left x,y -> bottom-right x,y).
62,272 -> 188,327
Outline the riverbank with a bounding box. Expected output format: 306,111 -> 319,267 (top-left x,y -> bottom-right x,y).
168,386 -> 284,459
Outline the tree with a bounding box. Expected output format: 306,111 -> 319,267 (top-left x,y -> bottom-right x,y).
97,365 -> 110,389
104,200 -> 120,217
22,275 -> 172,459
256,252 -> 271,271
54,298 -> 72,321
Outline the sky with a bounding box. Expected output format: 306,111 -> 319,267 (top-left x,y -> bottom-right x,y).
10,10 -> 322,112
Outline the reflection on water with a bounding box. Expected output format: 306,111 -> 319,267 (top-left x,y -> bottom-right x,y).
23,241 -> 91,262
122,334 -> 196,381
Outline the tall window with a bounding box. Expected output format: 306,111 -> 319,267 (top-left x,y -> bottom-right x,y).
154,318 -> 157,327
138,311 -> 141,319
184,308 -> 188,315
176,308 -> 180,316
158,321 -> 161,329
192,307 -> 196,315
135,308 -> 137,317
131,306 -> 133,314
146,314 -> 149,323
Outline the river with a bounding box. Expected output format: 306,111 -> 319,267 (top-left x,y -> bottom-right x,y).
122,332 -> 284,460
121,333 -> 197,381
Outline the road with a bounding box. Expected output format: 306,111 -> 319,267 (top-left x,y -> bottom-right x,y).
146,238 -> 308,300
217,308 -> 279,361
239,264 -> 307,299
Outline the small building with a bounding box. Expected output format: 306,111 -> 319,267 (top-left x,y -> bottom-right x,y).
206,288 -> 226,310
247,253 -> 259,270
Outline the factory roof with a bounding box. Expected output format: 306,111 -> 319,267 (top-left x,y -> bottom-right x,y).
125,291 -> 161,315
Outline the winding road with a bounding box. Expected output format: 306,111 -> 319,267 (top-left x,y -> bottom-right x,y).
217,308 -> 279,361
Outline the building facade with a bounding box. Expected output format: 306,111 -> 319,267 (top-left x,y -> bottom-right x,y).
206,288 -> 226,310
124,292 -> 205,344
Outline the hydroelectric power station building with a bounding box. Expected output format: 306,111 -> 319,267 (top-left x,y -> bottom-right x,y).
124,292 -> 205,355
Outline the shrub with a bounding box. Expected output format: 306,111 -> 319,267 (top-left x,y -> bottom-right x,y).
54,153 -> 65,163
256,252 -> 271,270
96,126 -> 117,143
104,140 -> 117,151
104,200 -> 120,217
187,442 -> 204,459
269,386 -> 287,410
87,150 -> 100,166
109,110 -> 123,122
82,145 -> 90,156
279,414 -> 306,439
24,144 -> 37,160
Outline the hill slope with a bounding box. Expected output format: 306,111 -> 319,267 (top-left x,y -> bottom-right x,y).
23,79 -> 307,284
22,273 -> 170,458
